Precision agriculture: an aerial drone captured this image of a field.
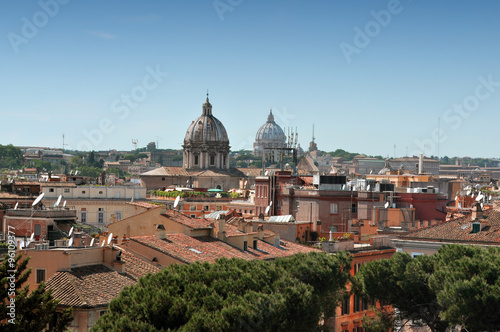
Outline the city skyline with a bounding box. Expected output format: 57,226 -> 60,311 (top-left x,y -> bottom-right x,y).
1,1 -> 500,158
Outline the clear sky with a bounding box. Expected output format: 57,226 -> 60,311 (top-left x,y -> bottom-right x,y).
1,0 -> 499,158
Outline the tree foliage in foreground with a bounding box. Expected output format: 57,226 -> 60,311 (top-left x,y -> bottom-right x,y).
0,254 -> 72,332
353,245 -> 500,332
92,252 -> 352,332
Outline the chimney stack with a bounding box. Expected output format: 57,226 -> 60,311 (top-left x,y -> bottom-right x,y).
418,154 -> 424,174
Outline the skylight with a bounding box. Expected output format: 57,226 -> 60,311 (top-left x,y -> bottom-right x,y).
188,247 -> 202,254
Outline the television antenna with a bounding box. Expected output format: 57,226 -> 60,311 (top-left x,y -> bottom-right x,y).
54,195 -> 62,208
132,139 -> 138,151
32,193 -> 45,208
173,195 -> 180,209
107,233 -> 113,245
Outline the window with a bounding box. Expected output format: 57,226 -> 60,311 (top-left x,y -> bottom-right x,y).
210,155 -> 215,166
329,226 -> 338,232
98,212 -> 104,223
34,224 -> 41,236
115,212 -> 122,221
203,205 -> 209,211
411,252 -> 424,258
99,191 -> 103,194
36,269 -> 45,283
161,177 -> 165,181
190,214 -> 196,218
253,240 -> 258,249
99,311 -> 106,317
81,211 -> 87,223
341,297 -> 350,315
352,203 -> 357,213
49,188 -> 54,192
354,262 -> 362,275
64,188 -> 70,193
243,241 -> 248,251
190,205 -> 197,211
81,190 -> 86,194
194,155 -> 199,165
330,203 -> 338,214
223,155 -> 226,166
216,205 -> 222,211
353,294 -> 361,312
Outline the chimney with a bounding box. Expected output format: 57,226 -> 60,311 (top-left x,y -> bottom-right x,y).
471,202 -> 483,221
418,154 -> 424,174
155,224 -> 166,240
112,251 -> 125,273
257,224 -> 264,240
218,218 -> 226,241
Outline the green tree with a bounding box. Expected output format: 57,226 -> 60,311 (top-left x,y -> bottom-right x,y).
0,254 -> 72,332
93,252 -> 351,331
353,245 -> 500,332
76,166 -> 102,178
0,144 -> 24,169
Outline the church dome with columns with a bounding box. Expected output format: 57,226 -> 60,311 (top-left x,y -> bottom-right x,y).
253,110 -> 287,156
183,96 -> 230,169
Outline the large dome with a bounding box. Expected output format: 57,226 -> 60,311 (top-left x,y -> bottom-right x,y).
182,96 -> 230,170
255,110 -> 286,142
253,110 -> 287,156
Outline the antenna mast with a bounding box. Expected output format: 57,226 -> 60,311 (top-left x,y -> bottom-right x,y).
62,134 -> 68,153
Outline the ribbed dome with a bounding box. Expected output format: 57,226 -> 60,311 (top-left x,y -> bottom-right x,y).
184,97 -> 229,144
255,110 -> 286,143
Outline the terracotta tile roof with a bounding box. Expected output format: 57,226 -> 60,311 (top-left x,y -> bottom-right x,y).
12,181 -> 40,186
163,211 -> 213,229
127,201 -> 160,209
400,208 -> 500,244
115,246 -> 160,279
141,167 -> 190,176
40,182 -> 77,188
131,233 -> 318,264
46,264 -> 135,308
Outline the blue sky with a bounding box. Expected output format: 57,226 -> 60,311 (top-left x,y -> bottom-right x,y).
1,0 -> 499,158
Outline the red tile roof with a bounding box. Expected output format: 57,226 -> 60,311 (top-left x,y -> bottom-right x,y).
131,233 -> 318,264
46,264 -> 135,308
127,201 -> 160,209
400,208 -> 500,244
115,246 -> 160,279
163,211 -> 214,230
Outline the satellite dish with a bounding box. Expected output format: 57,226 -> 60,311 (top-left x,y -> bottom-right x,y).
101,240 -> 105,247
366,185 -> 371,191
481,203 -> 484,209
265,170 -> 269,176
130,196 -> 134,203
63,200 -> 67,208
265,205 -> 270,214
54,195 -> 62,208
466,190 -> 471,196
32,192 -> 45,207
244,180 -> 247,188
216,213 -> 220,220
107,233 -> 113,245
454,196 -> 458,201
476,194 -> 483,202
75,170 -> 79,175
14,202 -> 18,210
90,238 -> 95,247
489,195 -> 492,201
68,226 -> 74,237
342,184 -> 346,190
471,192 -> 474,197
269,201 -> 273,206
30,233 -> 35,242
384,202 -> 389,209
68,237 -> 74,247
173,196 -> 180,209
